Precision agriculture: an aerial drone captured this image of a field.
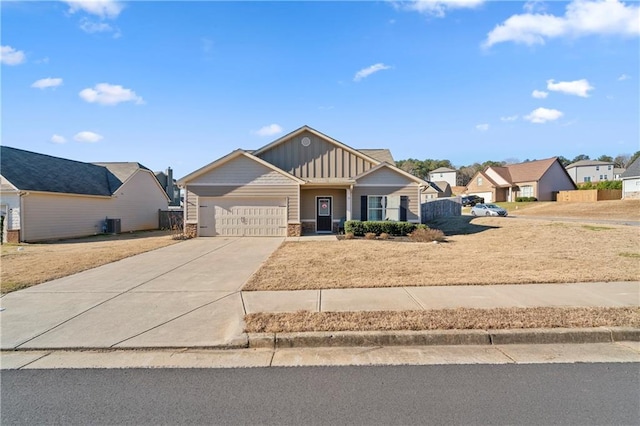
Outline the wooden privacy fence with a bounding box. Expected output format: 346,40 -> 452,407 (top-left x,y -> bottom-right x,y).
421,197 -> 461,223
557,189 -> 622,202
159,209 -> 184,230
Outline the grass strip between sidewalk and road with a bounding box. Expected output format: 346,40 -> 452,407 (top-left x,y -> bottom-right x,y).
245,307 -> 640,333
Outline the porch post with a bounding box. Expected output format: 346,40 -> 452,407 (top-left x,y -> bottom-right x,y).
346,187 -> 352,220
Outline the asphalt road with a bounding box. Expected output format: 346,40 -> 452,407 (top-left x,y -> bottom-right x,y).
2,364 -> 638,425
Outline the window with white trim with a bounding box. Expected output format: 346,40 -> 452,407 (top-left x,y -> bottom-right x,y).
520,185 -> 534,197
477,177 -> 483,186
368,195 -> 400,221
584,176 -> 591,182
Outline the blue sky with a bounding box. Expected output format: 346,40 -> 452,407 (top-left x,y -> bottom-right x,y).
2,0 -> 638,178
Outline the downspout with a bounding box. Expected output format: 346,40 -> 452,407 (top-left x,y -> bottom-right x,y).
19,191 -> 29,242
346,185 -> 353,221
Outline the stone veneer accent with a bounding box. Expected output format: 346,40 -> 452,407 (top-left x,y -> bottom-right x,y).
6,230 -> 20,244
184,223 -> 198,238
287,223 -> 301,237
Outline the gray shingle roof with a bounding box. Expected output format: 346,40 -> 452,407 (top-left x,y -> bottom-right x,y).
430,167 -> 456,173
0,146 -> 144,196
621,157 -> 640,179
566,159 -> 613,168
358,149 -> 395,164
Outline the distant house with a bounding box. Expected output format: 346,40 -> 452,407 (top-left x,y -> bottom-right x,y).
155,167 -> 181,206
0,146 -> 169,243
565,160 -> 615,184
177,125 -> 427,237
465,157 -> 576,202
613,168 -> 626,181
621,158 -> 640,199
428,167 -> 457,188
421,181 -> 452,202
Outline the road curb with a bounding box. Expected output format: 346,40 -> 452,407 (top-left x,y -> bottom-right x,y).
248,327 -> 640,349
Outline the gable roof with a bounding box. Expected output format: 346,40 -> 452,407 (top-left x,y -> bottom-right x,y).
1,146 -> 116,196
177,149 -> 305,185
358,149 -> 395,164
93,162 -> 152,192
353,162 -> 428,185
621,157 -> 640,179
502,157 -> 558,183
430,167 -> 456,174
566,159 -> 613,168
424,181 -> 451,194
251,125 -> 382,166
487,166 -> 512,186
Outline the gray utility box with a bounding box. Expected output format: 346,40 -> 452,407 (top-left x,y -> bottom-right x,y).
105,218 -> 121,234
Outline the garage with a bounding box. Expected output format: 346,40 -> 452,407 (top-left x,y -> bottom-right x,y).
471,192 -> 493,203
198,197 -> 287,237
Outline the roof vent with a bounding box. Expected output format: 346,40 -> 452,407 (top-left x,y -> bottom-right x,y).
301,137 -> 311,147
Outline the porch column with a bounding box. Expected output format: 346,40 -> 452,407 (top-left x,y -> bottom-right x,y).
346,187 -> 352,220
508,186 -> 513,202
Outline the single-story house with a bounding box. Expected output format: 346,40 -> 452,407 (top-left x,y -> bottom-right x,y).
421,181 -> 452,202
565,160 -> 616,184
177,125 -> 428,237
0,146 -> 170,243
621,157 -> 640,199
428,167 -> 457,188
465,157 -> 576,202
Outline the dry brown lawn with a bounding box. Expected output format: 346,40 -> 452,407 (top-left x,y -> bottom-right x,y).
1,231 -> 180,294
244,217 -> 640,291
508,199 -> 640,220
245,307 -> 640,333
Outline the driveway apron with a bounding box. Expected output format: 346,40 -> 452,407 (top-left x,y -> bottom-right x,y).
0,237 -> 283,350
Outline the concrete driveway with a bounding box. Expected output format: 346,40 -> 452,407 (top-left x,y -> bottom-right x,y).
0,237 -> 283,350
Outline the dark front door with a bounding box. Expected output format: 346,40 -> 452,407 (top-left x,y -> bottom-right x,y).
316,197 -> 332,232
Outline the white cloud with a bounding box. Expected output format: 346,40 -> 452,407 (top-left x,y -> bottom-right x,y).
50,134 -> 67,144
483,0 -> 640,48
79,83 -> 144,105
74,131 -> 103,143
618,73 -> 630,81
1,45 -> 26,65
353,63 -> 392,82
547,78 -> 594,97
399,0 -> 485,18
531,89 -> 548,99
64,0 -> 124,19
500,115 -> 519,122
475,123 -> 490,131
524,107 -> 563,123
523,0 -> 547,14
254,124 -> 283,137
79,18 -> 114,33
31,77 -> 63,89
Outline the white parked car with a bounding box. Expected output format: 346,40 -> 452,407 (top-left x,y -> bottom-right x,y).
470,203 -> 508,217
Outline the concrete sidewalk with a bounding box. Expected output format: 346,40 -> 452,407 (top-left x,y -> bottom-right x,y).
242,281 -> 639,314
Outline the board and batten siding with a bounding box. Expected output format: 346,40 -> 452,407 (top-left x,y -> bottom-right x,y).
187,184 -> 299,223
352,185 -> 420,222
189,155 -> 297,185
256,131 -> 376,179
20,170 -> 168,242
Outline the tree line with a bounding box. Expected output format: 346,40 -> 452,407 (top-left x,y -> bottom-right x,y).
395,151 -> 640,186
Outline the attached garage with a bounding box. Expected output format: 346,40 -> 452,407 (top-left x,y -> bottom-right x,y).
198,197 -> 287,237
471,191 -> 493,203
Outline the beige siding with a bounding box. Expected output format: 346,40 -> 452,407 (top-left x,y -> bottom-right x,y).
187,184 -> 299,223
1,175 -> 17,192
191,155 -> 296,185
352,185 -> 420,222
485,169 -> 510,186
537,161 -> 576,201
300,189 -> 347,221
185,188 -> 198,222
356,167 -> 415,186
256,130 -> 376,179
21,170 -> 168,242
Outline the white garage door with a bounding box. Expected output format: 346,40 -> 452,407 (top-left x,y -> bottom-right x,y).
198,197 -> 287,237
472,192 -> 493,203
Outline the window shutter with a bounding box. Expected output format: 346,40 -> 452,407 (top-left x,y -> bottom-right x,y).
400,196 -> 408,221
360,196 -> 368,221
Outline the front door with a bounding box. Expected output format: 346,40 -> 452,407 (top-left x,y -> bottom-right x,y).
316,197 -> 332,233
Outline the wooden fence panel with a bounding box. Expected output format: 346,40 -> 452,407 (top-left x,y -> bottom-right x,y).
557,189 -> 622,202
421,197 -> 461,223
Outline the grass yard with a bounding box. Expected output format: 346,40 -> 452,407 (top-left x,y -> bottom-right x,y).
1,230 -> 180,294
243,216 -> 640,291
245,307 -> 640,333
496,199 -> 640,220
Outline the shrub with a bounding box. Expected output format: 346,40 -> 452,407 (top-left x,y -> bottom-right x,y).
409,228 -> 446,243
344,220 -> 365,236
515,197 -> 538,202
344,232 -> 355,240
364,232 -> 377,240
344,220 -> 420,236
379,232 -> 390,240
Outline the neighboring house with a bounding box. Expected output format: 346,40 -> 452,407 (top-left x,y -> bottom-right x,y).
565,160 -> 616,184
421,181 -> 452,202
0,146 -> 169,243
465,157 -> 576,202
620,157 -> 640,199
155,167 -> 181,206
428,167 -> 457,188
177,125 -> 428,237
613,168 -> 626,181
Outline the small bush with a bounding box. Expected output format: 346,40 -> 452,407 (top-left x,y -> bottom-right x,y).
364,232 -> 377,240
379,232 -> 390,240
515,197 -> 538,202
409,228 -> 446,243
344,220 -> 419,236
344,232 -> 355,240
